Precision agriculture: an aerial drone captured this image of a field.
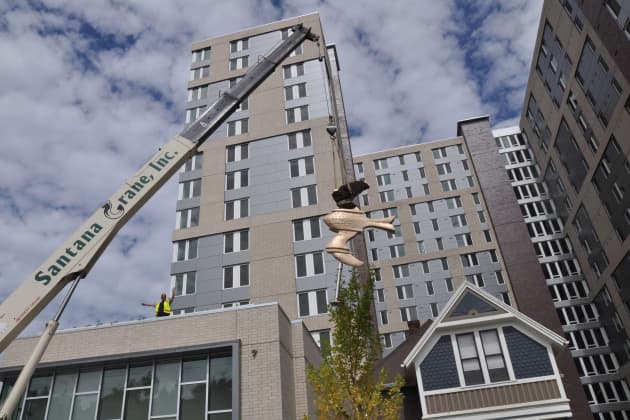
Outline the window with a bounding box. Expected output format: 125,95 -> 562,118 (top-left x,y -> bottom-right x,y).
223,264 -> 249,288
296,252 -> 324,277
285,83 -> 307,100
401,170 -> 409,181
445,278 -> 454,292
230,38 -> 248,52
456,333 -> 484,385
489,250 -> 498,263
484,230 -> 492,242
441,257 -> 449,271
226,169 -> 249,190
415,151 -> 422,162
431,219 -> 439,231
224,230 -> 248,253
430,303 -> 439,317
436,237 -> 444,250
393,264 -> 410,278
381,334 -> 392,348
223,300 -> 249,308
174,271 -> 196,296
606,0 -> 621,17
192,47 -> 211,62
289,44 -> 303,57
446,196 -> 462,209
182,152 -> 203,172
374,158 -> 388,170
225,198 -> 248,220
432,147 -> 447,159
379,190 -> 394,203
455,233 -> 473,247
190,65 -> 209,80
293,217 -> 321,241
451,214 -> 467,228
229,56 -> 248,71
284,63 -> 305,79
472,192 -> 481,205
400,306 -> 418,322
461,253 -> 479,267
441,179 -> 457,192
426,281 -> 434,296
291,185 -> 317,208
437,163 -> 452,175
467,273 -> 485,287
288,130 -> 311,149
226,143 -> 248,162
227,118 -> 248,136
375,288 -> 385,303
186,106 -> 206,123
176,207 -> 200,229
188,85 -> 209,102
289,156 -> 314,178
298,289 -> 328,317
479,330 -> 509,382
417,261 -> 428,274
396,284 -> 414,300
286,105 -> 309,123
281,28 -> 294,40
418,167 -> 426,178
389,244 -> 405,258
379,311 -> 389,325
376,174 -> 391,186
413,222 -> 421,234
495,271 -> 504,284
174,238 -> 198,261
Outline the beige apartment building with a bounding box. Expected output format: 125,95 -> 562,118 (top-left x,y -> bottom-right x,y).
170,12 -> 356,349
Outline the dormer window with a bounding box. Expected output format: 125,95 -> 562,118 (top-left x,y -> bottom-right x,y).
455,329 -> 509,386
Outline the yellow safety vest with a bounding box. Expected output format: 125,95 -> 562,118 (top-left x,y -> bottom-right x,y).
155,300 -> 171,316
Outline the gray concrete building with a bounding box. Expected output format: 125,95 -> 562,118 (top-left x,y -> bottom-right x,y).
170,13 -> 356,348
518,0 -> 630,417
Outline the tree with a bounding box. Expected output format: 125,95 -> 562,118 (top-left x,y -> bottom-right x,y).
306,269 -> 404,419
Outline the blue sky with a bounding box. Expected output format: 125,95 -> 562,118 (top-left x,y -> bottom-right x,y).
0,0 -> 543,340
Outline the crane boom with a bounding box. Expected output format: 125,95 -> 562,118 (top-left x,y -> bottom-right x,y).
0,24 -> 319,353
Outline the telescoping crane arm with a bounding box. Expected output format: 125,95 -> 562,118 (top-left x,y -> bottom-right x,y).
0,25 -> 319,353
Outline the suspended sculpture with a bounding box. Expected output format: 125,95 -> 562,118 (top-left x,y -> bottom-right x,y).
323,181 -> 397,267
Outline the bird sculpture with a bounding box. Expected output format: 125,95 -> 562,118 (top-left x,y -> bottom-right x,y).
323,181 -> 396,267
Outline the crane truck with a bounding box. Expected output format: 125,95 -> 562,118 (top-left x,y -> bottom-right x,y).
0,24 -> 319,419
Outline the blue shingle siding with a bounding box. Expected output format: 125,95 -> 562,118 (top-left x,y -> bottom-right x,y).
503,326 -> 553,379
420,335 -> 460,390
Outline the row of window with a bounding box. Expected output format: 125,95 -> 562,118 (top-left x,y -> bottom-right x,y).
224,131 -> 312,164
4,353 -> 233,420
173,247 -> 326,280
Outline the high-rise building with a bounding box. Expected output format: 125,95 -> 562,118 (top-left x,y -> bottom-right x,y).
517,0 -> 630,417
354,116 -> 591,418
171,13 -> 357,346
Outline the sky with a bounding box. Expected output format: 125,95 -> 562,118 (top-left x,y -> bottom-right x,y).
0,0 -> 543,342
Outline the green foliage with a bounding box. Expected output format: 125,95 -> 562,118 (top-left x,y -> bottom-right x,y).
306,269 -> 404,419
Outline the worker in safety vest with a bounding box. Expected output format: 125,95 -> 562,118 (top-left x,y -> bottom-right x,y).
142,289 -> 175,317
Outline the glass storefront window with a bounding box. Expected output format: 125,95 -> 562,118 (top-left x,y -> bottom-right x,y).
127,364 -> 152,388
98,367 -> 126,419
209,356 -> 232,412
0,349 -> 234,420
71,394 -> 98,420
48,371 -> 76,420
151,361 -> 179,416
180,383 -> 206,420
182,358 -> 207,382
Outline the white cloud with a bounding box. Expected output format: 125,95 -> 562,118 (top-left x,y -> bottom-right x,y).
0,0 -> 542,342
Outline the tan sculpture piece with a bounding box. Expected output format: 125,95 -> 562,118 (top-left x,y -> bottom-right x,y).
323,208 -> 395,267
323,177 -> 397,268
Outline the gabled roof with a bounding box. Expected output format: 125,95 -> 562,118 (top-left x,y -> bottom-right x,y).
402,282 -> 568,368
